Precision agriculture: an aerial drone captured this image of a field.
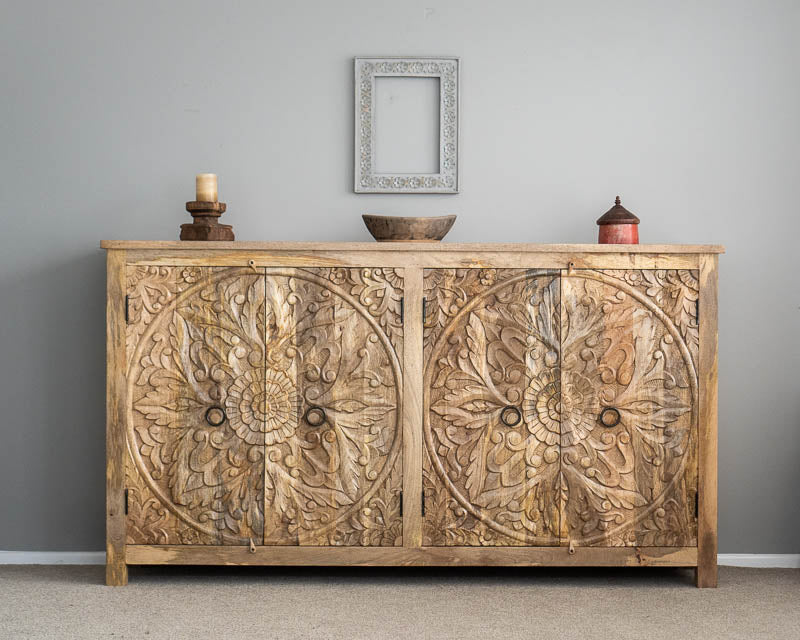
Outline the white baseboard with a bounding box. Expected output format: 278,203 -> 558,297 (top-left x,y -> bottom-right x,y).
0,551 -> 105,565
718,554 -> 800,568
0,551 -> 798,568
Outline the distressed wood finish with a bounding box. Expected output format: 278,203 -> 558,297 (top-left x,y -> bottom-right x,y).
101,241 -> 724,253
125,266 -> 266,546
106,249 -> 128,586
105,242 -> 720,587
559,270 -> 699,548
259,267 -> 403,546
127,544 -> 697,567
124,265 -> 404,548
422,268 -> 562,546
402,268 -> 424,547
421,268 -> 700,549
696,255 -> 719,587
362,215 -> 457,242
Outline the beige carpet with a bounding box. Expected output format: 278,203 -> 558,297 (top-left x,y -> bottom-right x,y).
0,565 -> 798,639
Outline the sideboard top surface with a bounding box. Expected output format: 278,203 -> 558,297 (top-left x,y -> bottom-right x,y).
101,241 -> 724,253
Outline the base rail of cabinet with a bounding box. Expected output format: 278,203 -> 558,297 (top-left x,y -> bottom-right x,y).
125,545 -> 697,568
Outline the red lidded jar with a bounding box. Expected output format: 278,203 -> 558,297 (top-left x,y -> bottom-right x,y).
597,196 -> 640,244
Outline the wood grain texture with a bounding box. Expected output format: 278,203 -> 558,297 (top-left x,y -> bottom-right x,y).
106,249 -> 128,586
560,270 -> 699,548
124,266 -> 404,547
126,544 -> 697,567
121,250 -> 704,271
106,246 -> 719,586
421,268 -> 700,550
125,266 -> 266,545
422,269 -> 562,546
402,268 -> 424,546
260,267 -> 403,546
696,256 -> 719,587
362,215 -> 457,242
101,241 -> 725,254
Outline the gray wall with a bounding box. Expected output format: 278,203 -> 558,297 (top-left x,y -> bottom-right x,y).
1,0 -> 798,553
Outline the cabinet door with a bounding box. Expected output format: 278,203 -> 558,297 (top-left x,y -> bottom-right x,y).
423,269 -> 562,545
261,268 -> 404,546
126,266 -> 404,547
559,269 -> 698,546
125,266 -> 267,545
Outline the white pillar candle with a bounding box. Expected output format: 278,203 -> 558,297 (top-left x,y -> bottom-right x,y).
195,173 -> 218,202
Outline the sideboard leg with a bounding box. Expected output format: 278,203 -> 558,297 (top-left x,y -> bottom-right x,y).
696,255 -> 719,589
106,249 -> 128,587
695,560 -> 717,588
106,559 -> 128,587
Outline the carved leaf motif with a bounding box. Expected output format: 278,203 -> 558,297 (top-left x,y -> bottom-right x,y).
284,468 -> 354,509
573,470 -> 648,510
465,431 -> 491,502
329,399 -> 369,412
466,313 -> 491,384
473,485 -> 528,510
604,268 -> 700,363
431,402 -> 493,430
331,405 -> 394,429
135,391 -> 204,426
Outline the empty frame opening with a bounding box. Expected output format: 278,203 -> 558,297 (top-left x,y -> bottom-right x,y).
373,76 -> 440,174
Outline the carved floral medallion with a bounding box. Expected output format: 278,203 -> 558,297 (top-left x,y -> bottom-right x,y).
226,368 -> 298,446
423,268 -> 699,547
125,266 -> 403,547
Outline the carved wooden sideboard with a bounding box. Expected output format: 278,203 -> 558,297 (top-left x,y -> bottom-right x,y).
102,242 -> 722,587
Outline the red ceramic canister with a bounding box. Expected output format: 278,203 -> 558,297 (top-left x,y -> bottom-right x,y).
597,196 -> 640,244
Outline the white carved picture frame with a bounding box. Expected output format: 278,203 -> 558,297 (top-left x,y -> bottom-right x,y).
354,57 -> 460,193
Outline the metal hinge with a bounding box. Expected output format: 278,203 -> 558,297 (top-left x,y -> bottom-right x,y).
421,490 -> 426,517
400,297 -> 404,324
124,295 -> 130,324
422,297 -> 427,324
124,488 -> 129,515
695,298 -> 699,324
399,491 -> 403,517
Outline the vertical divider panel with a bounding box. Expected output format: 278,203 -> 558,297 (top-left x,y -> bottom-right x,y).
403,268 -> 424,547
262,267 -> 268,546
558,270 -> 567,547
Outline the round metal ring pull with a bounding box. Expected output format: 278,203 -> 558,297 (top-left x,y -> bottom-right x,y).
499,405 -> 522,427
599,407 -> 621,428
304,406 -> 327,427
205,406 -> 226,427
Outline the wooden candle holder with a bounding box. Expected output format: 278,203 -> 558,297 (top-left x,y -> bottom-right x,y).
180,201 -> 234,241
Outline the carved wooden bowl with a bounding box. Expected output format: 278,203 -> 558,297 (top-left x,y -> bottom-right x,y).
362,214 -> 457,242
